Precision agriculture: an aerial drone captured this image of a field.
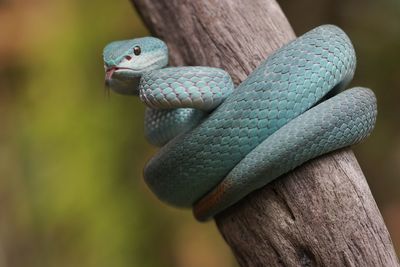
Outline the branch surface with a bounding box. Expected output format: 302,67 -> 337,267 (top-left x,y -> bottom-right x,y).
131,0 -> 399,265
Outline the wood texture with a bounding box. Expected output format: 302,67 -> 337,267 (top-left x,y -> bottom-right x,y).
131,0 -> 399,266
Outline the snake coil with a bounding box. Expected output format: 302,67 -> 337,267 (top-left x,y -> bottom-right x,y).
103,25 -> 377,221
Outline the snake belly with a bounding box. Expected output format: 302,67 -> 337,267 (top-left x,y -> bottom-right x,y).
141,25 -> 377,220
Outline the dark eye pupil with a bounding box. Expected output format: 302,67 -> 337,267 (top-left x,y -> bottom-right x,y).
133,46 -> 141,55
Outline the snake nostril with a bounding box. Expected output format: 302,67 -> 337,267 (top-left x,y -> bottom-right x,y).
125,55 -> 132,61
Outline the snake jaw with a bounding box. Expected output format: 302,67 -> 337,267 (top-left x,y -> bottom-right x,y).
104,67 -> 141,95
104,67 -> 137,82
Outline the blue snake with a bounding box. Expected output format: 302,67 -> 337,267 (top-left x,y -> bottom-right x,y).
103,25 -> 377,221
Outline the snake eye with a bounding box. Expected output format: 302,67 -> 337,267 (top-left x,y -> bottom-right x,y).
133,46 -> 141,56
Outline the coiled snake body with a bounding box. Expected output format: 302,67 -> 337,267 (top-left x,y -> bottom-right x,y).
103,25 -> 377,221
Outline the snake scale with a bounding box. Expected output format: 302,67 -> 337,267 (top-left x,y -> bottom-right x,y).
103,25 -> 377,221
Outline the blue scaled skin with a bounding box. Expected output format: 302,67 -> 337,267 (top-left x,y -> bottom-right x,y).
103,25 -> 377,221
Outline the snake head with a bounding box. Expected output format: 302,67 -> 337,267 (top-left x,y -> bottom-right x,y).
103,37 -> 168,95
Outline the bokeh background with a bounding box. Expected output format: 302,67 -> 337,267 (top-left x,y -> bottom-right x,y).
0,0 -> 399,266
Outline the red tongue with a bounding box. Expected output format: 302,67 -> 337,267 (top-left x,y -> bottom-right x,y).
105,67 -> 117,81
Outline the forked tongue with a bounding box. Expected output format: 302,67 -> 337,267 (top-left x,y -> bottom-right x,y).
105,67 -> 117,82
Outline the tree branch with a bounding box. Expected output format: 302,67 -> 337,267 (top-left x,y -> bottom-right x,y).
131,0 -> 399,265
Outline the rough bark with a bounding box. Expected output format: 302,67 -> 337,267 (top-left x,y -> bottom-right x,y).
130,0 -> 399,266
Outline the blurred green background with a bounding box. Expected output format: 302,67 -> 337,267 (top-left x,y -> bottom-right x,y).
0,0 -> 398,266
